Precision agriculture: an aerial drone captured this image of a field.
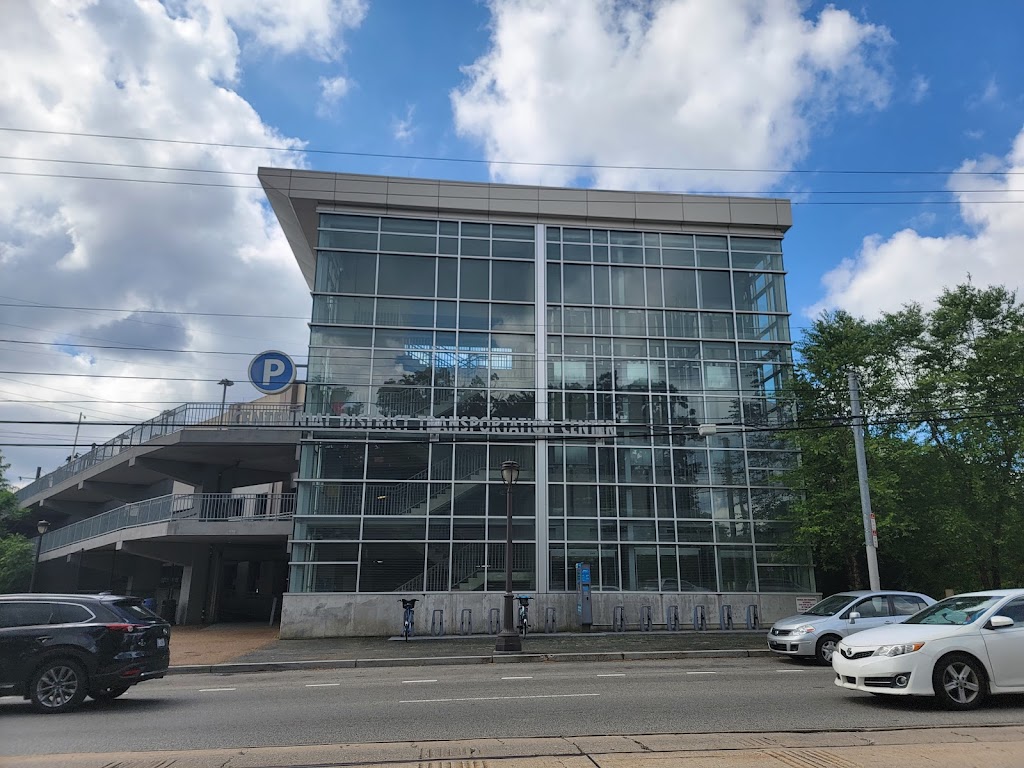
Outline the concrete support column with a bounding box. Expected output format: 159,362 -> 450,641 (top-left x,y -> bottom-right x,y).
177,548 -> 212,625
205,546 -> 223,623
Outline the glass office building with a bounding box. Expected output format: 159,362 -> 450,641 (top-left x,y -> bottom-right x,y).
260,169 -> 812,635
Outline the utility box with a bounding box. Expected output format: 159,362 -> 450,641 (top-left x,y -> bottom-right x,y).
575,561 -> 593,631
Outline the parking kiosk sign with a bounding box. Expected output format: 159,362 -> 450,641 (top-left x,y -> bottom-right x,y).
249,350 -> 296,395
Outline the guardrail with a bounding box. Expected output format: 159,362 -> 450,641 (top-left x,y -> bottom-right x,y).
16,402 -> 303,502
38,492 -> 296,554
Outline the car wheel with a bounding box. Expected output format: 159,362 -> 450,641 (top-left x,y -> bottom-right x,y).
29,659 -> 88,714
933,653 -> 987,711
89,685 -> 131,701
815,635 -> 841,666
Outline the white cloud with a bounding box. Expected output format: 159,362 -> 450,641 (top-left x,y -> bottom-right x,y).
809,125 -> 1024,318
910,74 -> 929,103
965,128 -> 985,140
451,0 -> 892,191
317,74 -> 351,116
969,76 -> 1000,109
0,0 -> 365,483
392,105 -> 416,144
172,0 -> 367,60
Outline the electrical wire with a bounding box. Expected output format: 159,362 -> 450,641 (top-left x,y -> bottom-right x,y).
0,301 -> 309,320
1,167 -> 1019,205
2,153 -> 1021,196
2,125 -> 1022,177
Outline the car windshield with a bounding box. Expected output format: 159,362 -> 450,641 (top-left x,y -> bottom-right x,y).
904,595 -> 1002,625
802,594 -> 856,616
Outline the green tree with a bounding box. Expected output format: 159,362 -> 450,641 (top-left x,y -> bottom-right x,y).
0,450 -> 34,593
790,285 -> 1024,594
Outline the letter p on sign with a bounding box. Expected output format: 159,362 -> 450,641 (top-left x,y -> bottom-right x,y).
249,351 -> 296,395
261,359 -> 286,385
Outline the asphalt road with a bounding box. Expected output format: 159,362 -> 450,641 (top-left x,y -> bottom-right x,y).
3,657 -> 1024,756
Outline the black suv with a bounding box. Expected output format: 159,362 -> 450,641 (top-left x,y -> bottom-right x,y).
0,593 -> 170,713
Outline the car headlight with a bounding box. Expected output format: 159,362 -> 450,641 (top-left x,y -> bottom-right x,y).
792,624 -> 815,636
873,642 -> 925,657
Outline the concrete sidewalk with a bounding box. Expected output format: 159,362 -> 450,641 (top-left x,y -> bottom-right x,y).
10,725 -> 1024,768
169,625 -> 772,674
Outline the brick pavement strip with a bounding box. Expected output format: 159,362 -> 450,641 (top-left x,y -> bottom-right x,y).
169,627 -> 771,672
6,726 -> 1024,768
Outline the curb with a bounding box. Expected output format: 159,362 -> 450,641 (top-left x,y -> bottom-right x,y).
167,648 -> 772,675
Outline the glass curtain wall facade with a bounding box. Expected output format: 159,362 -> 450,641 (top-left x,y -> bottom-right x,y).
291,211 -> 812,595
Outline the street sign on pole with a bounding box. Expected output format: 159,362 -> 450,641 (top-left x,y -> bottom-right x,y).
248,351 -> 296,395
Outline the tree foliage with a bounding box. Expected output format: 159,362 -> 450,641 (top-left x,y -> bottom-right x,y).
790,284 -> 1024,595
0,451 -> 33,593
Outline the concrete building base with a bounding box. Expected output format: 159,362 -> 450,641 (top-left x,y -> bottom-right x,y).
279,591 -> 818,638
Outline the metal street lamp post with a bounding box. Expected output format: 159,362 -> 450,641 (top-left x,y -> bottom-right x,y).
495,460 -> 522,653
29,519 -> 50,593
218,379 -> 234,425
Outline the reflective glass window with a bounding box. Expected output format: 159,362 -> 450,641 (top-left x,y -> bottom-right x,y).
698,271 -> 733,310
491,261 -> 534,301
610,266 -> 646,306
316,251 -> 377,294
662,269 -> 698,308
563,265 -> 593,304
460,259 -> 489,300
377,255 -> 436,297
734,272 -> 788,313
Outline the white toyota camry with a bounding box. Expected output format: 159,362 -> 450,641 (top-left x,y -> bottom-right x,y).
832,589 -> 1024,710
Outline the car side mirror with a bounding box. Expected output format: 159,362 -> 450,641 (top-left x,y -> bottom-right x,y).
848,611 -> 861,624
988,615 -> 1014,629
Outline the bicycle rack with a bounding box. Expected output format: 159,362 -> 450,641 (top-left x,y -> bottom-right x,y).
431,609 -> 445,636
459,608 -> 473,635
639,605 -> 653,631
488,607 -> 501,635
693,604 -> 708,631
612,605 -> 626,632
745,604 -> 760,630
665,605 -> 680,631
719,604 -> 734,630
545,607 -> 556,633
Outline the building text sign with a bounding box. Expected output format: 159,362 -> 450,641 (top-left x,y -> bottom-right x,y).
297,415 -> 619,437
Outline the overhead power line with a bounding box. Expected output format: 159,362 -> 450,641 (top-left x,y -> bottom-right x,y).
0,301 -> 309,320
2,125 -> 1022,178
0,338 -> 308,358
2,154 -> 1021,195
3,407 -> 1022,450
0,371 -> 252,382
1,168 -> 1020,206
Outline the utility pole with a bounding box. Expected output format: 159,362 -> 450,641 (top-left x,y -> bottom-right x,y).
847,370 -> 881,590
218,379 -> 234,425
70,412 -> 84,462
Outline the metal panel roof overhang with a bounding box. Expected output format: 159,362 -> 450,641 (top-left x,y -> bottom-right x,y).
20,427 -> 300,512
257,168 -> 793,291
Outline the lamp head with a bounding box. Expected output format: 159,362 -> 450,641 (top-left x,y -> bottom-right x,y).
500,460 -> 520,487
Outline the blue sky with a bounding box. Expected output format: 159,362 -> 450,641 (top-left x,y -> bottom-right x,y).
1,0 -> 1024,481
238,0 -> 1024,323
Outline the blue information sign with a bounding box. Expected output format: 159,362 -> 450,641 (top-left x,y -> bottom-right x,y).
248,350 -> 296,395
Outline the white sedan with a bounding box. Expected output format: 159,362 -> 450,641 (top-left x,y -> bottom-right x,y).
832,589 -> 1024,710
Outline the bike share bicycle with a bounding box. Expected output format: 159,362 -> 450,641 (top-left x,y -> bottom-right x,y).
516,595 -> 532,637
399,598 -> 418,640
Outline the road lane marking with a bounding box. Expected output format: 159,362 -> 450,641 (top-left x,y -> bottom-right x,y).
305,683 -> 341,687
775,669 -> 808,673
401,693 -> 600,704
501,676 -> 533,680
686,671 -> 718,675
402,679 -> 439,683
198,687 -> 236,692
596,673 -> 626,677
